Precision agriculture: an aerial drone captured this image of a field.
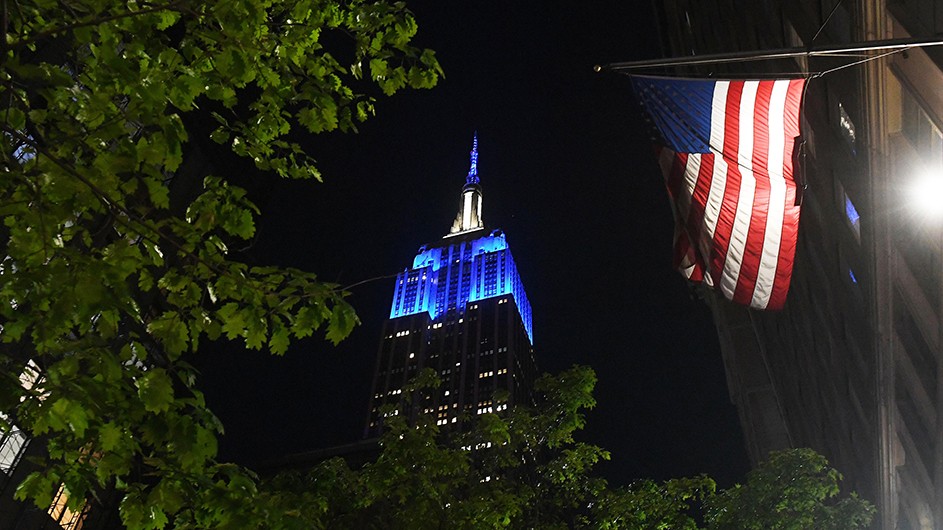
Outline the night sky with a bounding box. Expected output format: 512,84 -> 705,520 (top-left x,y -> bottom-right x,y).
196,0 -> 751,487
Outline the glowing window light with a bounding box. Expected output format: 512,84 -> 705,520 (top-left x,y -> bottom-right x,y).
844,194 -> 860,240
838,102 -> 857,153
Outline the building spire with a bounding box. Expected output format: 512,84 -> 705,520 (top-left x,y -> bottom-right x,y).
466,131 -> 479,185
448,133 -> 484,236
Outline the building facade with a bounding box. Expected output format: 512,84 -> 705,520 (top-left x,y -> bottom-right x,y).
365,137 -> 537,437
654,1 -> 943,528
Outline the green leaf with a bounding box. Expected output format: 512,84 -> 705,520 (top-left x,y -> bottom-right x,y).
137,368 -> 175,413
245,312 -> 267,350
14,472 -> 57,509
269,321 -> 290,355
119,489 -> 147,529
147,311 -> 190,356
100,422 -> 124,452
369,58 -> 388,80
97,453 -> 132,484
155,10 -> 181,30
7,107 -> 26,130
291,303 -> 328,337
210,127 -> 230,144
49,356 -> 80,380
325,302 -> 358,345
1,317 -> 29,342
143,176 -> 170,209
49,397 -> 91,437
223,207 -> 255,239
151,478 -> 187,515
75,272 -> 105,306
218,302 -> 247,340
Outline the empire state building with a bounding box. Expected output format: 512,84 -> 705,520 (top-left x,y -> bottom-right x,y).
365,136 -> 537,436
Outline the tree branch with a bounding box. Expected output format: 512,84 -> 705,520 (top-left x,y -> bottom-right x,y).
9,1 -> 187,50
4,126 -> 350,326
1,124 -> 209,273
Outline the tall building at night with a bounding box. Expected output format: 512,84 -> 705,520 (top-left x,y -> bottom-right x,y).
364,136 -> 537,437
653,1 -> 943,527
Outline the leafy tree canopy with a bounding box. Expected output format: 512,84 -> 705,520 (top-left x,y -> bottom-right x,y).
261,366 -> 876,530
0,0 -> 440,527
702,448 -> 876,530
0,2 -> 877,529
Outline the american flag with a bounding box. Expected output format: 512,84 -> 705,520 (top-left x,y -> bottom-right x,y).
631,75 -> 806,310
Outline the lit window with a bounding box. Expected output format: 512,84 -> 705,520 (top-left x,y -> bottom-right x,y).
844,196 -> 860,239
0,427 -> 29,472
19,360 -> 42,393
838,102 -> 857,153
0,361 -> 46,474
48,484 -> 86,530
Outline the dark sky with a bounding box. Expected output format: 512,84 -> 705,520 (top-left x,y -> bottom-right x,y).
197,0 -> 751,487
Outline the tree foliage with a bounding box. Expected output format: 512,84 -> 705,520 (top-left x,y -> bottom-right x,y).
0,0 -> 440,527
260,366 -> 875,530
703,448 -> 877,530
258,366 -> 611,529
0,2 -> 878,529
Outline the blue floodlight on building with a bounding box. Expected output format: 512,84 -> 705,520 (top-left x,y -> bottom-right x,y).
366,134 -> 537,437
387,135 -> 533,342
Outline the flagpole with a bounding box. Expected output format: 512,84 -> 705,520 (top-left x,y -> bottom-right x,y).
596,37 -> 943,72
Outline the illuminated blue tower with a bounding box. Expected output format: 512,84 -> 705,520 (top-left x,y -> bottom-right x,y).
366,135 -> 537,436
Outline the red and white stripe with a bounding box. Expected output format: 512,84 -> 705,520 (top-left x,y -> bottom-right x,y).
659,78 -> 804,310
